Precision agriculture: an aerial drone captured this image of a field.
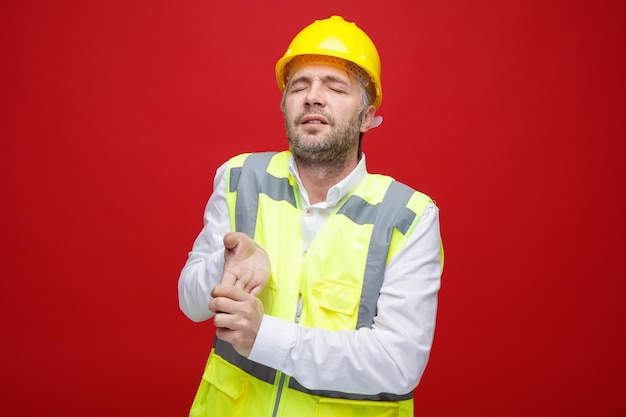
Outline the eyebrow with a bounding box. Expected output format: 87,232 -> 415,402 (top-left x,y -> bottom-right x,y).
289,73 -> 351,87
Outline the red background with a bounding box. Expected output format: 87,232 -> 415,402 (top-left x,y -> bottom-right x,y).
1,1 -> 624,416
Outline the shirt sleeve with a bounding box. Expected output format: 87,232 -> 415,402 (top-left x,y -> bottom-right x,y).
177,162 -> 230,322
248,203 -> 442,395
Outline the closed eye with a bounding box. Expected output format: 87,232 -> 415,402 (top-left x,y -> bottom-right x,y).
287,76 -> 311,94
328,86 -> 346,93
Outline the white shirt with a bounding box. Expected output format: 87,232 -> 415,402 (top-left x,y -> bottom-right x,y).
178,154 -> 442,396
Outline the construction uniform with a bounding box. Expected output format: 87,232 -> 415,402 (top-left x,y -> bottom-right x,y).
183,151 -> 442,417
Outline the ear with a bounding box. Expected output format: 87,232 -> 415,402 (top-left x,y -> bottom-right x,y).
359,105 -> 378,133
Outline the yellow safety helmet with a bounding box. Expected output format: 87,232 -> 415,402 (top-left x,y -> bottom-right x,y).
275,16 -> 383,109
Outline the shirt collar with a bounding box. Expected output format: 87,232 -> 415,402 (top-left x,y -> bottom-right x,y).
288,153 -> 368,207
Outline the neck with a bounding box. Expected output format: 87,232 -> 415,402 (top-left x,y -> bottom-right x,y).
295,153 -> 358,204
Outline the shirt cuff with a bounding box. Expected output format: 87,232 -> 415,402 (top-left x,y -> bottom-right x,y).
206,248 -> 225,289
248,314 -> 297,370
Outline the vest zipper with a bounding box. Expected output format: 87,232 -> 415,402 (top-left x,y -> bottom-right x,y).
271,372 -> 289,417
270,295 -> 303,417
295,295 -> 303,324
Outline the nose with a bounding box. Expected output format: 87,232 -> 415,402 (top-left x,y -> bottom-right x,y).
305,81 -> 325,107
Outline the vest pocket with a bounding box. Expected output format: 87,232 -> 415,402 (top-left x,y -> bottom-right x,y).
206,353 -> 249,399
193,353 -> 250,417
315,397 -> 400,417
319,277 -> 361,316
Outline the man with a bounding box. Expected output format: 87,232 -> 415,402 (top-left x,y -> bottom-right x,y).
178,15 -> 443,417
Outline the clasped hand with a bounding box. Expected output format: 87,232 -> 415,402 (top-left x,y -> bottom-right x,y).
209,232 -> 269,358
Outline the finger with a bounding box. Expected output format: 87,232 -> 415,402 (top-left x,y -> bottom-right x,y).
223,232 -> 239,250
212,284 -> 248,302
243,276 -> 260,295
220,269 -> 237,287
208,296 -> 231,314
214,312 -> 236,330
234,266 -> 254,291
249,283 -> 264,297
223,261 -> 252,290
225,232 -> 258,260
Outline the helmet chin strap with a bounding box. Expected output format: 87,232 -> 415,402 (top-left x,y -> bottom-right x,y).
369,115 -> 383,129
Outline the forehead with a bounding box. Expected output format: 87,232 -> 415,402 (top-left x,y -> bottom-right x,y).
288,62 -> 356,85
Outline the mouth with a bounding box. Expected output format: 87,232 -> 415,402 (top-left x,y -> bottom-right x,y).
300,115 -> 329,125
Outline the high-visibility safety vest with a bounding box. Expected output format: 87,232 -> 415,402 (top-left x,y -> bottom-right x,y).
190,151 -> 435,417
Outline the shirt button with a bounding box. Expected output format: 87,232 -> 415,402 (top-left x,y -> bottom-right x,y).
304,208 -> 313,217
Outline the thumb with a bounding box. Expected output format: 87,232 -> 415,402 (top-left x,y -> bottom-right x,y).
223,232 -> 240,251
